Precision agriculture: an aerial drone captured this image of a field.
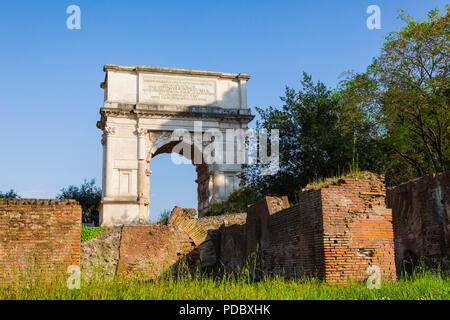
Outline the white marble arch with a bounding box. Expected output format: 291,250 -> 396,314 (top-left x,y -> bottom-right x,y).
97,64 -> 254,227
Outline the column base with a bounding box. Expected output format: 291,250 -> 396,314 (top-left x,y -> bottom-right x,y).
99,199 -> 148,227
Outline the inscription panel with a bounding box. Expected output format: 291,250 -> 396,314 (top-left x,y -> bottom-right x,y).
140,75 -> 216,105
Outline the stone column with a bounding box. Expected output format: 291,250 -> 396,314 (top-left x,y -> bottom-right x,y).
137,128 -> 150,223
103,125 -> 115,198
101,134 -> 106,198
140,168 -> 151,222
137,128 -> 149,203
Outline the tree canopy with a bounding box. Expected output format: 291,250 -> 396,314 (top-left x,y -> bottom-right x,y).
57,179 -> 102,225
340,7 -> 449,185
240,72 -> 385,202
215,7 -> 449,214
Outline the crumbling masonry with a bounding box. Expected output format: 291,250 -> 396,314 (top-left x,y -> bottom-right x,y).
106,173 -> 397,283
1,172 -> 448,286
387,171 -> 450,272
0,199 -> 81,286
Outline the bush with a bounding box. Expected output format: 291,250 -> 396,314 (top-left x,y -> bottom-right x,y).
0,189 -> 20,198
81,226 -> 107,242
57,179 -> 102,225
157,209 -> 171,225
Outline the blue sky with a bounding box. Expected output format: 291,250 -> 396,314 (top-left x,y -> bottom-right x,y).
0,0 -> 446,221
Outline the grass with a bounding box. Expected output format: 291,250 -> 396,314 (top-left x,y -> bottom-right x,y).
81,226 -> 108,242
305,170 -> 381,190
1,268 -> 449,300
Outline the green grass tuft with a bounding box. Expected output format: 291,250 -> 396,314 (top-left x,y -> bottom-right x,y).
81,226 -> 107,242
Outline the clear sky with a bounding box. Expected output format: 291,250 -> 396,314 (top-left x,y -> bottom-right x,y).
0,0 -> 446,221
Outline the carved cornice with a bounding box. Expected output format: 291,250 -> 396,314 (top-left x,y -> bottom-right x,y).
99,107 -> 254,123
103,64 -> 251,80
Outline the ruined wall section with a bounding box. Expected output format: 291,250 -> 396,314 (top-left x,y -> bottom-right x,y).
220,196 -> 291,274
263,191 -> 324,278
386,171 -> 450,272
320,177 -> 396,283
168,207 -> 207,245
117,224 -> 195,279
197,213 -> 247,231
0,199 -> 81,286
220,223 -> 247,273
116,207 -> 220,279
219,175 -> 396,283
81,227 -> 122,281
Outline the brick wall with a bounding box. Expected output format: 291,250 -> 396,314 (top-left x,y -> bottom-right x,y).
116,207 -> 225,279
0,199 -> 81,286
219,175 -> 396,283
320,178 -> 396,283
117,224 -> 196,279
81,172 -> 450,281
386,171 -> 450,272
263,192 -> 324,278
168,207 -> 207,245
220,223 -> 247,273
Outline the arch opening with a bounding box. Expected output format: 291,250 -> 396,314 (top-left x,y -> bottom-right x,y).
148,140 -> 211,220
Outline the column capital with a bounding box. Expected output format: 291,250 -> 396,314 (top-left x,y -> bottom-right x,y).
104,125 -> 116,136
136,127 -> 148,137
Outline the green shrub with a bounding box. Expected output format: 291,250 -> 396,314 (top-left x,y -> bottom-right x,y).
0,189 -> 20,198
81,226 -> 107,242
157,209 -> 171,225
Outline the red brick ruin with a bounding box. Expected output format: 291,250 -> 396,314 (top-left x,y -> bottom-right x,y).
0,171 -> 448,285
221,174 -> 396,283
0,199 -> 81,286
387,171 -> 450,272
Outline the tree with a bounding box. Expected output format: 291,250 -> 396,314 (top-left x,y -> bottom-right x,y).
57,179 -> 102,225
217,7 -> 448,210
242,72 -> 384,202
341,7 -> 449,186
0,189 -> 20,199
